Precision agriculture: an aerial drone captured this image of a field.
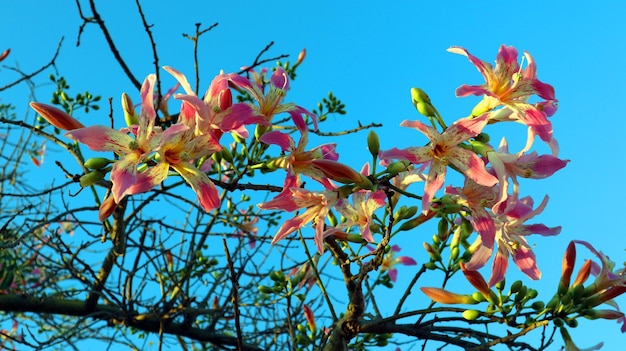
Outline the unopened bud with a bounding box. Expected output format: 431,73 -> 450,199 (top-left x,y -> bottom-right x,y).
0,48 -> 9,62
122,93 -> 139,126
296,48 -> 306,66
84,157 -> 112,170
79,170 -> 106,187
462,309 -> 481,321
220,148 -> 233,163
386,160 -> 411,176
30,102 -> 85,131
367,130 -> 380,158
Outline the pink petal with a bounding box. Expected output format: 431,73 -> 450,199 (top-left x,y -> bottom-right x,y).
487,251 -> 509,287
110,154 -> 141,202
66,126 -> 134,154
512,245 -> 541,280
259,130 -> 294,152
422,161 -> 447,212
172,162 -> 220,211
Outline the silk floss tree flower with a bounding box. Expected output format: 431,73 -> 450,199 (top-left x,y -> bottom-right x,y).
465,195 -> 561,286
163,66 -> 254,140
65,74 -> 162,204
228,66 -> 317,130
367,244 -> 417,282
380,113 -> 498,213
448,45 -> 559,153
258,173 -> 339,253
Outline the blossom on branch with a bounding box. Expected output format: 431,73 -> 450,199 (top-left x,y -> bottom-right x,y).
448,45 -> 558,151
380,114 -> 498,213
465,195 -> 561,286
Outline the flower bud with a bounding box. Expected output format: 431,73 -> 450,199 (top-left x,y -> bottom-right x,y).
385,160 -> 411,176
295,48 -> 306,66
367,130 -> 380,158
84,157 -> 112,170
509,280 -> 523,294
0,48 -> 9,62
420,287 -> 478,305
79,170 -> 106,187
30,102 -> 85,131
122,93 -> 139,127
462,309 -> 481,321
98,195 -> 117,221
258,285 -> 274,294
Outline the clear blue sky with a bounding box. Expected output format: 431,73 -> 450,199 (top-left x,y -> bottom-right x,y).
3,1 -> 626,350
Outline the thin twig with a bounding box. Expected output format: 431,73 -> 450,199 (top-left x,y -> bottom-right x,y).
223,239 -> 243,351
0,38 -> 63,92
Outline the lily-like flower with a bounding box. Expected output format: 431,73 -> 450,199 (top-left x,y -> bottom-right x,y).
66,75 -> 161,203
156,123 -> 223,211
368,244 -> 417,282
445,178 -> 499,248
228,66 -> 317,129
487,137 -> 568,210
465,195 -> 561,286
260,119 -> 338,187
380,114 -> 498,213
334,189 -> 386,243
163,66 -> 253,139
258,174 -> 339,253
448,45 -> 557,149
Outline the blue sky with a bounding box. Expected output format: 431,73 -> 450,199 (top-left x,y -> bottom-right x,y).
2,1 -> 626,350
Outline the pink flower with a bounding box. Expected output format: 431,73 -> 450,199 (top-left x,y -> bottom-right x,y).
368,245 -> 417,282
380,114 -> 498,213
487,137 -> 568,210
334,190 -> 386,243
448,45 -> 558,150
258,175 -> 339,253
163,66 -> 253,139
228,66 -> 317,128
445,178 -> 499,248
66,74 -> 161,203
155,123 -> 222,211
466,195 -> 561,286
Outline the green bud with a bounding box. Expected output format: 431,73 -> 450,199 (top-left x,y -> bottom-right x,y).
410,87 -> 432,104
437,219 -> 449,241
122,93 -> 139,127
269,270 -> 285,283
495,278 -> 506,292
527,289 -> 538,299
254,124 -> 270,140
394,206 -> 409,222
386,160 -> 410,176
367,130 -> 380,158
432,234 -> 441,245
424,262 -> 437,270
531,301 -> 545,311
474,132 -> 490,143
462,309 -> 481,321
258,285 -> 274,294
515,286 -> 527,303
546,296 -> 560,311
509,280 -> 523,294
84,157 -> 112,170
571,284 -> 585,302
566,318 -> 578,328
404,206 -> 418,219
472,292 -> 486,302
297,323 -> 307,334
460,218 -> 473,237
450,246 -> 460,261
79,170 -> 106,187
416,102 -> 437,117
220,148 -> 233,163
553,318 -> 564,328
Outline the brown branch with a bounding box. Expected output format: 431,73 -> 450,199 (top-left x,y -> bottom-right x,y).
0,38 -> 63,92
223,239 -> 244,351
75,0 -> 142,90
0,295 -> 264,351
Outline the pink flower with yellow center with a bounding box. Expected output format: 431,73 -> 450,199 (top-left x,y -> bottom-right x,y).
65,74 -> 161,203
448,45 -> 558,151
380,114 -> 498,213
466,195 -> 561,286
228,66 -> 317,128
258,175 -> 338,253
